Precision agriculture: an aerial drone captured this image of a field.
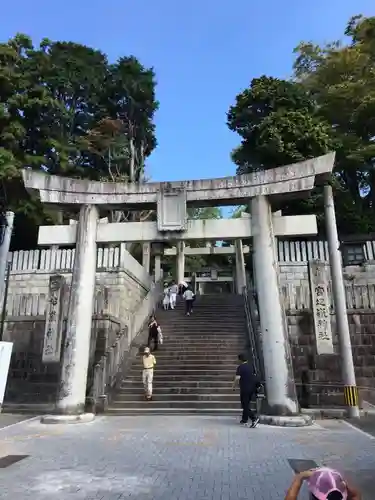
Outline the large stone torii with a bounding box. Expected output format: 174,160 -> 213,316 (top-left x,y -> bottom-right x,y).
23,152 -> 355,422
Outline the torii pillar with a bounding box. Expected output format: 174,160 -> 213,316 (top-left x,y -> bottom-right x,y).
176,241 -> 185,283
251,196 -> 297,415
235,239 -> 246,293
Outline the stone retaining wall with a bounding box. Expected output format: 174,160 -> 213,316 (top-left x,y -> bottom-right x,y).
2,245 -> 151,406
288,310 -> 375,408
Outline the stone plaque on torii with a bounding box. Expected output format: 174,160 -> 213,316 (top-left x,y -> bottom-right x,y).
22,153 -> 338,421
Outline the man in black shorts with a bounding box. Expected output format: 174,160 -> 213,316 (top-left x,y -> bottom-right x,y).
233,353 -> 260,427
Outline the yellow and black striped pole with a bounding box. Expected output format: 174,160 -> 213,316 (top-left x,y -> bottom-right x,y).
344,386 -> 359,408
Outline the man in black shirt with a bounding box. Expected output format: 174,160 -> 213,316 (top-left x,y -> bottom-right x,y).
233,353 -> 260,427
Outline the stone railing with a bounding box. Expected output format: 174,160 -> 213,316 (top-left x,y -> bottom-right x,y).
89,277 -> 164,412
279,262 -> 375,312
277,239 -> 375,262
8,243 -> 146,274
5,243 -> 151,322
8,238 -> 375,271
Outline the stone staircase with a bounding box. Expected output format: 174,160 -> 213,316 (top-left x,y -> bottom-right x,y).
106,294 -> 249,415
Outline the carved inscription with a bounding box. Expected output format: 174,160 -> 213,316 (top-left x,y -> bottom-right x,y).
308,261 -> 333,355
42,275 -> 65,363
157,190 -> 187,232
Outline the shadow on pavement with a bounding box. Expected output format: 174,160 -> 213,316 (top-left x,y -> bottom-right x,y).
0,414 -> 33,430
346,414 -> 375,438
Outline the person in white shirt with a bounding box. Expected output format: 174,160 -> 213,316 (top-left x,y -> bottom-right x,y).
142,347 -> 156,400
169,281 -> 178,309
183,286 -> 195,316
162,285 -> 170,310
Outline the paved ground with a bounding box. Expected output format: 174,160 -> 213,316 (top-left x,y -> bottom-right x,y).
0,416 -> 374,500
0,414 -> 32,429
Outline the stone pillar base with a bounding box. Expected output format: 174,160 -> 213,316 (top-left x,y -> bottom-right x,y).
40,413 -> 95,425
259,414 -> 312,427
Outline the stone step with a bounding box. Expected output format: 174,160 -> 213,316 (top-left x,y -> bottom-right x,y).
170,301 -> 242,305
158,310 -> 244,314
139,354 -> 241,362
160,332 -> 245,337
162,310 -> 244,314
161,324 -> 245,328
105,407 -> 240,415
160,306 -> 244,310
160,312 -> 244,315
157,311 -> 244,316
119,383 -> 235,392
135,350 -> 247,357
124,373 -> 235,382
129,364 -> 237,372
161,329 -> 245,332
162,305 -> 243,308
146,349 -> 247,355
113,393 -> 239,401
160,330 -> 245,336
159,317 -> 244,321
157,337 -> 246,343
133,360 -> 238,369
158,341 -> 246,348
160,331 -> 245,336
120,377 -> 235,385
109,400 -> 241,409
161,337 -> 245,342
159,322 -> 246,326
151,344 -> 247,350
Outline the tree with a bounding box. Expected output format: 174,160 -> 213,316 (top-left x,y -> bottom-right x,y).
227,76 -> 333,173
0,34 -> 158,248
293,14 -> 375,234
227,15 -> 375,235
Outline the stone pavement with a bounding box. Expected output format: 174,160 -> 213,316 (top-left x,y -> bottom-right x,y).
0,416 -> 374,500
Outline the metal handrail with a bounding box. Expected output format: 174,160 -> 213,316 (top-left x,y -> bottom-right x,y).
242,285 -> 263,381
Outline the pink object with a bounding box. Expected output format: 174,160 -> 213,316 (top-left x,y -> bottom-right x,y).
308,467 -> 347,500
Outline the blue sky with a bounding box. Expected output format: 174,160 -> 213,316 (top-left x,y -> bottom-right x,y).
1,0 -> 374,186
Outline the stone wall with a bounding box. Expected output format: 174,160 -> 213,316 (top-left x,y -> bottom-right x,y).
2,315 -> 122,405
2,246 -> 151,407
6,269 -> 150,326
279,261 -> 375,408
279,262 -> 375,311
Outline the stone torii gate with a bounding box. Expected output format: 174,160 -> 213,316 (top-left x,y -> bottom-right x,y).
23,153 -> 338,421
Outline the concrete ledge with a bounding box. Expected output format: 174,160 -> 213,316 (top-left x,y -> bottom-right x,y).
259,414 -> 313,427
2,403 -> 55,414
301,408 -> 373,419
40,413 -> 95,425
301,408 -> 347,419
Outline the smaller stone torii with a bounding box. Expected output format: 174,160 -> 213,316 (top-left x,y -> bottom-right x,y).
22,152 -> 359,422
162,212 -> 280,293
164,241 -> 250,291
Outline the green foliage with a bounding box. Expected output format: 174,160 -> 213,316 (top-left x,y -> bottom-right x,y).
0,33 -> 158,248
227,76 -> 334,173
227,15 -> 375,235
230,206 -> 247,219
